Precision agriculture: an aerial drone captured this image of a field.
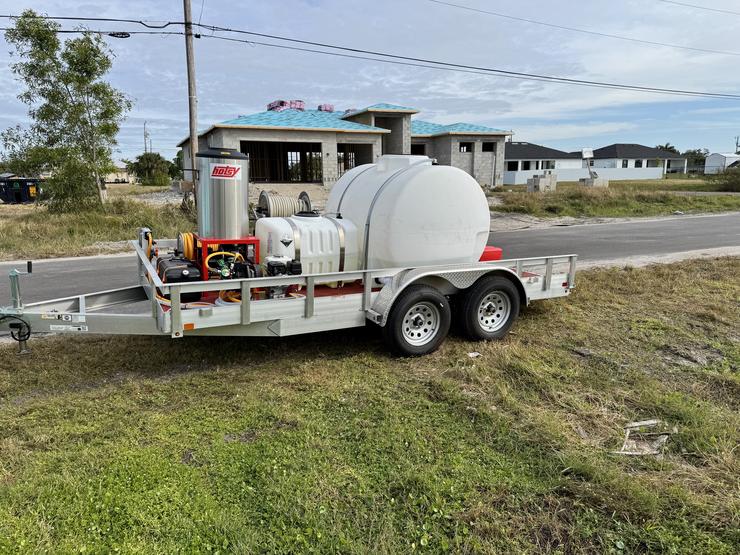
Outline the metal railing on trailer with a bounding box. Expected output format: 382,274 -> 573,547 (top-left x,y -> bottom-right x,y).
1,238 -> 576,349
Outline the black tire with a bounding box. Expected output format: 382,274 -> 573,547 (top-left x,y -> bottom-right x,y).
382,284 -> 451,357
459,275 -> 520,341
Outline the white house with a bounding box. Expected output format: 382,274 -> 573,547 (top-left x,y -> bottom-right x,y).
503,141 -> 688,185
503,142 -> 581,185
590,144 -> 687,176
704,152 -> 740,174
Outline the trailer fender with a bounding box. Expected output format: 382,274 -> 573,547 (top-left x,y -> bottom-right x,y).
369,265 -> 527,327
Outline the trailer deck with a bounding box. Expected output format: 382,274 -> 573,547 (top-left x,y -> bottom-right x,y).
1,238 -> 576,347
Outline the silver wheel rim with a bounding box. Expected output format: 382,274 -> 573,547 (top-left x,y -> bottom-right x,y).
478,291 -> 511,332
402,302 -> 440,346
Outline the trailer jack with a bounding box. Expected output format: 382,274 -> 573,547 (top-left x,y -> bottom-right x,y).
3,261 -> 33,354
1,317 -> 32,354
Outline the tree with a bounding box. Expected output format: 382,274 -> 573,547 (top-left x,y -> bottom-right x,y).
125,152 -> 172,186
170,150 -> 184,179
656,142 -> 680,155
682,148 -> 708,168
2,10 -> 131,210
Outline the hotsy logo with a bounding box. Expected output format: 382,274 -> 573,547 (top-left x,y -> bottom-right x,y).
210,164 -> 241,179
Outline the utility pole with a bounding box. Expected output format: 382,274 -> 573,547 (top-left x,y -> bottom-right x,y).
143,120 -> 148,153
183,0 -> 199,202
735,135 -> 739,154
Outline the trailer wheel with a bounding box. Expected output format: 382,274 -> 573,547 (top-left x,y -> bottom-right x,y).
459,276 -> 520,341
383,285 -> 451,356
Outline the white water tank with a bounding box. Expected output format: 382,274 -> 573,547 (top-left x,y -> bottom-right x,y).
325,155 -> 490,269
255,213 -> 359,274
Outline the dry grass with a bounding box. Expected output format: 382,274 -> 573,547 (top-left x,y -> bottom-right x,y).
492,186 -> 740,218
0,257 -> 738,552
500,177 -> 718,194
0,199 -> 195,260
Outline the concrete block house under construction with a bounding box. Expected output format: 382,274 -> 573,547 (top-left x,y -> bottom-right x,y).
179,100 -> 511,189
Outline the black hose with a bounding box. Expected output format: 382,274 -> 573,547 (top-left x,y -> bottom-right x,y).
0,315 -> 32,342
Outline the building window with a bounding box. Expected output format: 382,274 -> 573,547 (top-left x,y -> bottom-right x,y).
242,141 -> 322,183
588,159 -> 594,167
482,142 -> 495,152
459,141 -> 473,153
622,159 -> 628,168
411,143 -> 426,155
521,161 -> 531,170
506,161 -> 518,171
543,160 -> 555,170
635,159 -> 643,168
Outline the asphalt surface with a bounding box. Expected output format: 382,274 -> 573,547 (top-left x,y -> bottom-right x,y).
1,212 -> 738,305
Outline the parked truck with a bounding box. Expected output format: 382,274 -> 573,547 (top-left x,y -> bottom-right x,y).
1,153 -> 575,356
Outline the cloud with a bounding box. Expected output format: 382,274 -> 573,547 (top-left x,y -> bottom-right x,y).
0,0 -> 738,160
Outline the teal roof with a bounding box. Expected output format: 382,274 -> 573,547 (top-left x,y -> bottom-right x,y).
191,104 -> 508,143
412,120 -> 508,136
365,103 -> 418,111
221,109 -> 387,132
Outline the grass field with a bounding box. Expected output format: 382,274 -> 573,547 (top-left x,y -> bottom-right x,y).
0,199 -> 195,260
1,258 -> 738,553
499,177 -> 719,194
106,184 -> 171,197
492,185 -> 740,218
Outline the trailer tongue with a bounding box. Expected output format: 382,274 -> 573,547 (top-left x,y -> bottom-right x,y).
1,154 -> 576,356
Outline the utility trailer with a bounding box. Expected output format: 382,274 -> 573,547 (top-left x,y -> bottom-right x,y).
1,235 -> 576,356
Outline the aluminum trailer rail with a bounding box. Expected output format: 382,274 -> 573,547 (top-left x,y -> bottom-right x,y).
1,239 -> 576,353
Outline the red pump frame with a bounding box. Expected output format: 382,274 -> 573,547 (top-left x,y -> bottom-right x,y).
196,235 -> 260,280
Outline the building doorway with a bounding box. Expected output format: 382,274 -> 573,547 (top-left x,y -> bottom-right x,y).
240,141 -> 323,183
337,143 -> 373,176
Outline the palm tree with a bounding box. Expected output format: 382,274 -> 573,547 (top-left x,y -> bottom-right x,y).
656,142 -> 679,154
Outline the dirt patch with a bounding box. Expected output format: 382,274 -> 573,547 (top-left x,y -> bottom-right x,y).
180,449 -> 204,467
130,190 -> 184,206
660,344 -> 725,367
223,418 -> 298,444
224,430 -> 258,443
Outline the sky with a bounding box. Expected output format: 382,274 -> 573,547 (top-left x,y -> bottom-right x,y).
0,0 -> 739,163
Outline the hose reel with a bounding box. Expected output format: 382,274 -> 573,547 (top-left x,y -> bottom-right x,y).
257,190 -> 312,218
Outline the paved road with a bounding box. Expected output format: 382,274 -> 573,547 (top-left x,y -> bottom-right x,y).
1,212 -> 738,305
488,212 -> 740,260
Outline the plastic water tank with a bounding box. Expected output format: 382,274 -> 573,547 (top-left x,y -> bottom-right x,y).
325,155 -> 490,269
255,213 -> 359,274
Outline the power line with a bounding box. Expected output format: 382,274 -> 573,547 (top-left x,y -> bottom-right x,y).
202,34 -> 740,99
423,0 -> 740,57
185,23 -> 740,99
0,27 -> 181,36
0,14 -> 180,28
2,15 -> 740,99
656,0 -> 740,16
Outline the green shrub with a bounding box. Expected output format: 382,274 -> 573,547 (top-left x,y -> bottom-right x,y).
707,168 -> 740,192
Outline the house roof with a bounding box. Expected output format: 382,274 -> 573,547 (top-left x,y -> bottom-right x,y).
411,120 -> 510,137
220,109 -> 389,133
593,143 -> 685,160
177,102 -> 509,146
504,141 -> 580,160
176,108 -> 390,146
343,103 -> 420,117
